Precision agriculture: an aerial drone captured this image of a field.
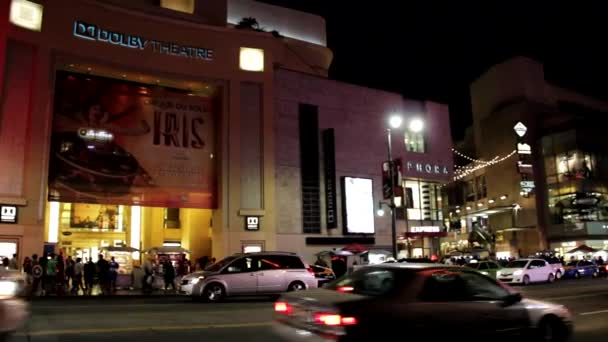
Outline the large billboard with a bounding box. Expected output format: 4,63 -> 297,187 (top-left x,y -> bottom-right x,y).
342,177 -> 375,234
48,71 -> 217,208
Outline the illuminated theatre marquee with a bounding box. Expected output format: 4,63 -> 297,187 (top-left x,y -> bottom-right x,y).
72,20 -> 214,61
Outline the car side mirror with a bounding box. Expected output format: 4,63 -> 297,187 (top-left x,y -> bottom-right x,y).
502,293 -> 522,307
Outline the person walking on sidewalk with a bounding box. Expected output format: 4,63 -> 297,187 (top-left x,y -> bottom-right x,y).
163,259 -> 175,293
109,257 -> 119,293
45,253 -> 57,296
83,258 -> 96,295
71,258 -> 84,295
96,255 -> 110,295
30,254 -> 43,297
142,257 -> 154,294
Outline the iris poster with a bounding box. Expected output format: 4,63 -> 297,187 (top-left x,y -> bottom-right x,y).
48,71 -> 217,208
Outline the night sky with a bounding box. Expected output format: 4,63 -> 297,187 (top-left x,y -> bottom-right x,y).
262,1 -> 608,140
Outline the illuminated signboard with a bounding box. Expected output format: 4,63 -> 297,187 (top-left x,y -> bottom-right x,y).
72,20 -> 214,61
342,177 -> 375,234
245,216 -> 260,231
0,205 -> 17,224
517,143 -> 531,155
405,162 -> 449,175
513,122 -> 527,137
411,226 -> 441,233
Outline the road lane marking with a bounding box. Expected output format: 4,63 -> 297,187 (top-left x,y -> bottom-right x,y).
580,309 -> 608,316
17,322 -> 272,336
543,292 -> 608,301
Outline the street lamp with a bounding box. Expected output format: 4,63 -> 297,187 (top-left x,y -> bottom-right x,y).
382,114 -> 424,260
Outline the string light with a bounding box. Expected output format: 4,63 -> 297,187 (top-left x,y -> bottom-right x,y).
453,150 -> 517,181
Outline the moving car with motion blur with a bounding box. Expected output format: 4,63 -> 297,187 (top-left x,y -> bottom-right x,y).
497,259 -> 557,285
179,252 -> 317,301
563,260 -> 599,279
466,260 -> 502,279
273,263 -> 572,341
0,270 -> 29,342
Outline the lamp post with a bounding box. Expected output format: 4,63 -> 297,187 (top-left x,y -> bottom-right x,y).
386,116 -> 402,259
380,115 -> 424,260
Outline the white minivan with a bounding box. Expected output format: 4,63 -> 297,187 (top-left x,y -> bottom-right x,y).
179,252 -> 318,301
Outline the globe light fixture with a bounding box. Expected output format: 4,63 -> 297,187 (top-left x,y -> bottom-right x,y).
389,115 -> 403,129
409,118 -> 424,133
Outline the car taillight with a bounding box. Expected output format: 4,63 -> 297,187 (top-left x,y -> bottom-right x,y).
605,265 -> 608,271
307,267 -> 315,275
314,313 -> 357,326
336,286 -> 354,293
274,301 -> 292,314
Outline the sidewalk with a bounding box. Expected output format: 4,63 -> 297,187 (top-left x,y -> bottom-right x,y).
29,288 -> 184,300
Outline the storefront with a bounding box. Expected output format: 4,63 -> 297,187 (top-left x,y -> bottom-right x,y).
1,0 -> 331,265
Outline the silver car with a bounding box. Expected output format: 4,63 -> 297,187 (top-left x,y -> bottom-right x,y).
179,252 -> 317,301
273,264 -> 573,341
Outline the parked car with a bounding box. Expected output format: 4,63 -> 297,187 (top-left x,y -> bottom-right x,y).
467,260 -> 502,279
496,259 -> 556,285
598,263 -> 608,277
532,255 -> 565,280
273,263 -> 573,341
310,265 -> 336,287
563,260 -> 599,279
179,252 -> 318,301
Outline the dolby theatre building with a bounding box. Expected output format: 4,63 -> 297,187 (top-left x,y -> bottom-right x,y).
0,0 -> 453,268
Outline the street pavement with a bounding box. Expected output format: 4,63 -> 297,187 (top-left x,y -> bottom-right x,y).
7,278 -> 608,342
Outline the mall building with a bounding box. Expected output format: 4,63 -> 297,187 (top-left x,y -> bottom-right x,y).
0,0 -> 454,267
443,57 -> 608,258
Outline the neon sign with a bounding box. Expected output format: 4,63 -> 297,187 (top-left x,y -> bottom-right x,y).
72,20 -> 214,61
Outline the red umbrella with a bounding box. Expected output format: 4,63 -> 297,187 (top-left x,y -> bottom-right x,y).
342,243 -> 368,254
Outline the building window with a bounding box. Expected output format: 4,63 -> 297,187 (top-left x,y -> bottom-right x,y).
404,131 -> 425,153
299,104 -> 321,234
160,0 -> 194,14
404,180 -> 442,221
164,208 -> 180,229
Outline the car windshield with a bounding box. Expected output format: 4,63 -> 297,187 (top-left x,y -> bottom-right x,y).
506,260 -> 529,268
205,256 -> 239,272
325,267 -> 408,297
567,261 -> 578,267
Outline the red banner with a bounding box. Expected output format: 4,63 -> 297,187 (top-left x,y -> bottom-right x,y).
48,71 -> 217,208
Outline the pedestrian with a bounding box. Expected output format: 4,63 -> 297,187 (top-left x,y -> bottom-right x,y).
109,257 -> 119,293
163,259 -> 175,292
84,258 -> 96,295
45,253 -> 57,296
72,258 -> 84,295
196,256 -> 209,271
2,257 -> 9,270
65,256 -> 75,291
142,256 -> 154,294
30,254 -> 43,297
9,254 -> 18,270
96,254 -> 110,295
56,252 -> 65,296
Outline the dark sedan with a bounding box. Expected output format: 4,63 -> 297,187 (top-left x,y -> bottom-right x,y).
563,260 -> 599,279
273,263 -> 573,341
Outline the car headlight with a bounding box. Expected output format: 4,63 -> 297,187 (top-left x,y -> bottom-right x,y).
481,271 -> 489,276
0,281 -> 18,296
513,270 -> 523,276
497,271 -> 502,276
191,277 -> 204,285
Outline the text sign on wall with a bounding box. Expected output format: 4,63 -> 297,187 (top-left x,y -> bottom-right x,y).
322,129 -> 338,229
0,205 -> 17,224
72,20 -> 214,61
245,216 -> 260,231
405,162 -> 449,175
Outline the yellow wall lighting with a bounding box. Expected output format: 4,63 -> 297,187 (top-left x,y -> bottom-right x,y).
130,206 -> 141,260
239,47 -> 265,72
47,201 -> 59,243
9,0 -> 43,32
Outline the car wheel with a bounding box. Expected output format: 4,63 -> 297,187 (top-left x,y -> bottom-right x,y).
574,272 -> 580,279
538,316 -> 567,342
288,281 -> 306,292
547,273 -> 555,283
555,271 -> 562,280
203,283 -> 225,302
592,271 -> 599,278
522,275 -> 531,286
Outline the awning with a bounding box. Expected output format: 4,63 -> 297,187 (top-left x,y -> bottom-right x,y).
566,245 -> 599,254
